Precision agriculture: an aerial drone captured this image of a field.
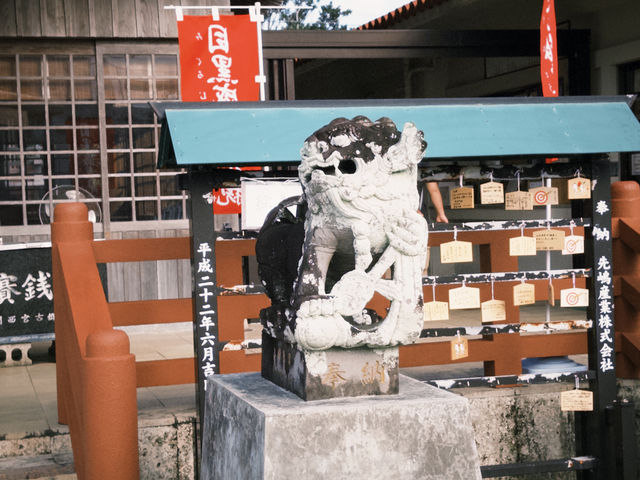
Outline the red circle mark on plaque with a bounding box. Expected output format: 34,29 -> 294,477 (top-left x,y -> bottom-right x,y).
534,190 -> 548,204
566,292 -> 579,305
565,240 -> 577,253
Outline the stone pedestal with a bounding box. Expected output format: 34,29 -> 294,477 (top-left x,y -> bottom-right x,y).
201,373 -> 481,480
261,332 -> 398,400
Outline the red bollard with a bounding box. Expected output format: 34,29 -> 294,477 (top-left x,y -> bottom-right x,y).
83,330 -> 139,479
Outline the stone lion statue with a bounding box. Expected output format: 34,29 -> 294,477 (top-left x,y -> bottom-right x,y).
257,116 -> 428,351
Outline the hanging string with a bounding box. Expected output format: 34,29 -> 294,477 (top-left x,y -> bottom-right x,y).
516,171 -> 521,191
453,225 -> 458,241
459,173 -> 464,188
490,276 -> 495,300
572,272 -> 576,288
432,278 -> 437,301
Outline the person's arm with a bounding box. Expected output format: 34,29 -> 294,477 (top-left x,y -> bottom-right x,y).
426,181 -> 448,223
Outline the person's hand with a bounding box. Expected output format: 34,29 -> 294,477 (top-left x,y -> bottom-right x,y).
436,213 -> 449,223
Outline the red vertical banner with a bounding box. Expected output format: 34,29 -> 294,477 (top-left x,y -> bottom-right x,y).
177,14 -> 261,102
212,188 -> 242,214
540,0 -> 558,97
541,0 -> 558,163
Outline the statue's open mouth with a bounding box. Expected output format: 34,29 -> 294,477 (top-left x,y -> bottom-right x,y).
304,159 -> 359,184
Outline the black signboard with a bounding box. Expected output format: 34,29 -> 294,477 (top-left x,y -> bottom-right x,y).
0,245 -> 55,340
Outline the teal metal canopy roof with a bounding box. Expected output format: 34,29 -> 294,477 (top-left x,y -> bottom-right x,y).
153,96 -> 640,168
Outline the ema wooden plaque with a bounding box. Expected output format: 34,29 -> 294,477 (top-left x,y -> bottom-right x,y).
505,191 -> 533,210
567,178 -> 591,199
481,299 -> 506,323
509,236 -> 537,256
480,181 -> 504,204
448,286 -> 481,310
513,282 -> 535,306
423,301 -> 449,321
534,229 -> 565,251
450,186 -> 474,209
560,287 -> 589,307
440,240 -> 473,263
530,186 -> 559,206
562,235 -> 585,255
451,336 -> 469,360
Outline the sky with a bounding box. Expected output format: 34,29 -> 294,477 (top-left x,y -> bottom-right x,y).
323,0 -> 412,29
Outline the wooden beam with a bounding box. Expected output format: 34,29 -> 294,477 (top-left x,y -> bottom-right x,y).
136,358 -> 195,387
93,237 -> 191,262
109,298 -> 193,326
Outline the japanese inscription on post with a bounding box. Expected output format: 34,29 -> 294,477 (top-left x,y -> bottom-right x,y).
195,242 -> 218,388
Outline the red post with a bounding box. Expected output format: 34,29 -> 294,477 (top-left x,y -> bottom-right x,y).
51,203 -> 140,479
83,330 -> 139,479
51,203 -> 93,425
612,181 -> 640,219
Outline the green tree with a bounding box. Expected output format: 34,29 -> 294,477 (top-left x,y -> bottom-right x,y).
264,0 -> 352,30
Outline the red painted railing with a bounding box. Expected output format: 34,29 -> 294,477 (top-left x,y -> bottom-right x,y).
52,203 -> 196,479
612,180 -> 640,378
52,203 -> 139,480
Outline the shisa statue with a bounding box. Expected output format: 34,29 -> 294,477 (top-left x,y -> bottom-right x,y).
256,116 -> 428,399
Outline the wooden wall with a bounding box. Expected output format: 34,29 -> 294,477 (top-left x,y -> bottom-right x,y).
0,0 -> 230,39
105,228 -> 193,302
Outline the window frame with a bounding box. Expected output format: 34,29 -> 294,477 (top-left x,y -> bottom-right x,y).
0,41 -> 187,239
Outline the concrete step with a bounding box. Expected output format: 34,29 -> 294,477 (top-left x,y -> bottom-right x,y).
0,406 -> 197,480
0,452 -> 75,480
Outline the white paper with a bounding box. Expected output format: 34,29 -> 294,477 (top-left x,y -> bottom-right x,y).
241,178 -> 303,230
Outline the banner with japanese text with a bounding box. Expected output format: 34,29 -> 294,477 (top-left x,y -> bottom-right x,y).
540,0 -> 558,97
541,0 -> 558,163
204,188 -> 242,215
178,14 -> 260,102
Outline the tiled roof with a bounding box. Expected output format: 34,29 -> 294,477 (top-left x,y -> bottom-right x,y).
358,0 -> 448,30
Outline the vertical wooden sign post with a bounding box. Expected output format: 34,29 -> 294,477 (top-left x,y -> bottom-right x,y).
188,171 -> 222,430
575,158 -> 617,476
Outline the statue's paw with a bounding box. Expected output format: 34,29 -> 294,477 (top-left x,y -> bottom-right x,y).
294,299 -> 345,350
298,297 -> 335,317
330,270 -> 375,317
385,213 -> 428,256
350,310 -> 373,325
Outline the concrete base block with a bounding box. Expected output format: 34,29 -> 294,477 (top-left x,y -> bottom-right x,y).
0,344 -> 32,367
201,373 -> 481,480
